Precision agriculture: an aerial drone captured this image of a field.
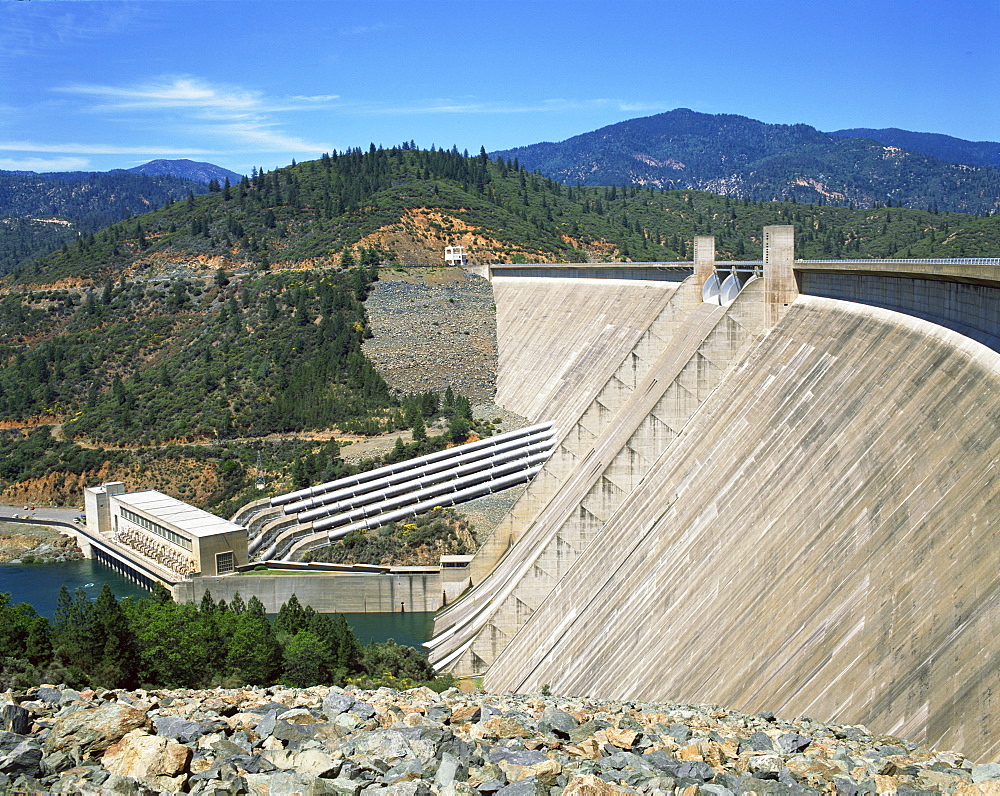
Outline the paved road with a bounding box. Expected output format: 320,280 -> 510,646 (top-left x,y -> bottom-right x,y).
0,504 -> 82,525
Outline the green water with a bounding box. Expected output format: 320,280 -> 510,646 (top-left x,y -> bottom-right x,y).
340,611 -> 435,648
1,557 -> 149,617
1,558 -> 436,647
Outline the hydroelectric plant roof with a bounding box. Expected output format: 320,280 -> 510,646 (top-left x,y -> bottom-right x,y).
116,490 -> 244,539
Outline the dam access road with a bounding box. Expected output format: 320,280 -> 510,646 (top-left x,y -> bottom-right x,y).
430,227 -> 1000,763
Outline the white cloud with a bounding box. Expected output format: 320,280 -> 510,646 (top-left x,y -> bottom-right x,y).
0,155 -> 91,172
59,77 -> 340,117
59,77 -> 264,116
196,122 -> 331,153
54,76 -> 337,153
0,141 -> 212,155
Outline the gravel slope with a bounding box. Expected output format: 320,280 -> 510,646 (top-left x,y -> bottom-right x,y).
363,268 -> 498,404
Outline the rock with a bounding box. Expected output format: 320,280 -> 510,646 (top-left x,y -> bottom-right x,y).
666,723 -> 692,744
153,715 -> 204,744
434,751 -> 466,787
563,773 -> 634,795
324,692 -> 357,718
264,746 -> 341,777
383,758 -> 426,783
0,738 -> 43,777
35,687 -> 62,704
245,769 -> 338,794
493,777 -> 545,796
777,731 -> 812,753
568,720 -> 610,745
746,753 -> 782,778
974,764 -> 1000,783
349,700 -> 377,721
352,728 -> 438,763
0,703 -> 31,735
272,718 -> 317,742
102,728 -> 191,793
0,731 -> 24,755
279,706 -> 323,724
740,730 -> 776,753
256,707 -> 279,737
481,716 -> 533,739
538,706 -> 578,739
0,682 -> 989,795
44,701 -> 152,758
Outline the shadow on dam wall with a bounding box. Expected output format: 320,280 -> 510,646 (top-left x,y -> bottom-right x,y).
437,243 -> 999,762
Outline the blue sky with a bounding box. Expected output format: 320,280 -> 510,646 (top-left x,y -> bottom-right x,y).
1,0 -> 997,176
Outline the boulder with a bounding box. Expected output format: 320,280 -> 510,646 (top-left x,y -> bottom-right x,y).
538,706 -> 579,739
0,738 -> 43,778
153,715 -> 204,744
0,702 -> 31,735
44,701 -> 152,758
323,691 -> 357,719
102,728 -> 191,793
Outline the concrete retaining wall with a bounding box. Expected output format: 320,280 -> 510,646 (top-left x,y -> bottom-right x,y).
173,571 -> 443,614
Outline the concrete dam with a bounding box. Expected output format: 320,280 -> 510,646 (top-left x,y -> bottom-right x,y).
429,226 -> 1000,762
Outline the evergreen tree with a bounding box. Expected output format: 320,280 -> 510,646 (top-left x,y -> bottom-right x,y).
226,607 -> 281,684
281,630 -> 330,687
274,594 -> 307,638
52,586 -> 96,671
92,585 -> 140,688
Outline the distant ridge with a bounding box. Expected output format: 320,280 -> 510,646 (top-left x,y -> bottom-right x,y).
827,127 -> 1000,169
126,158 -> 243,185
492,108 -> 1000,214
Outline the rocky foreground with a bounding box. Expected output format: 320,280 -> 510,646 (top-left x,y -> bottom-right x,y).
2,685 -> 999,795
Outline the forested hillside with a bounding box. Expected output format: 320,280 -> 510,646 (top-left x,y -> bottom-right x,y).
8,143 -> 1000,291
492,109 -> 1000,214
0,169 -> 211,275
829,127 -> 1000,169
0,260 -> 487,515
0,145 -> 998,513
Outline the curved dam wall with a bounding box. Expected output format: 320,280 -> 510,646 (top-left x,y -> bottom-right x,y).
430,278 -> 770,674
484,295 -> 1000,762
493,276 -> 684,425
797,262 -> 1000,351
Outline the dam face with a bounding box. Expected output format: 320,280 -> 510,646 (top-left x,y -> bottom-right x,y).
429,228 -> 1000,762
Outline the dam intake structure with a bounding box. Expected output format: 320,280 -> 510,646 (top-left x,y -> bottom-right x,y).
429,227 -> 1000,762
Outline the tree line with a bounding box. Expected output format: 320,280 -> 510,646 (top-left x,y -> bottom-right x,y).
0,587 -> 445,692
9,145 -> 999,288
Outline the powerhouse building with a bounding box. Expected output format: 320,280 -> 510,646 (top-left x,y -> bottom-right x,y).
82,482 -> 248,587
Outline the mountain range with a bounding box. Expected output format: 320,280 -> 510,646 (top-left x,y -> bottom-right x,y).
827,127 -> 1000,169
2,110 -> 1000,278
125,159 -> 244,186
0,168 -> 212,274
492,109 -> 1000,215
7,145 -> 999,288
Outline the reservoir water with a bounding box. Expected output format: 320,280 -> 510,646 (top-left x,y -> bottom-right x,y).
1,557 -> 148,617
1,558 -> 434,648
